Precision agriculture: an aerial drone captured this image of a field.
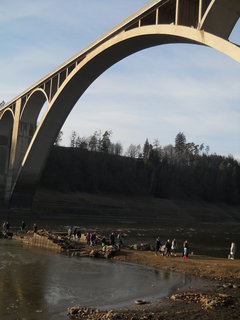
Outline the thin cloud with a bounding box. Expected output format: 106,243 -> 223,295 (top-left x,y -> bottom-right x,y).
1,0 -> 240,158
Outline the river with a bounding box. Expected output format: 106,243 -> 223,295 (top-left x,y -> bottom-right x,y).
0,239 -> 188,320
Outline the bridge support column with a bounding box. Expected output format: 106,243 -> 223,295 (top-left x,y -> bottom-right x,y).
9,120 -> 37,209
4,99 -> 22,207
0,136 -> 10,207
0,107 -> 15,207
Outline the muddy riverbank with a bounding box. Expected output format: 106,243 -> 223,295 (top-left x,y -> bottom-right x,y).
2,229 -> 240,319
0,235 -> 189,320
68,249 -> 240,319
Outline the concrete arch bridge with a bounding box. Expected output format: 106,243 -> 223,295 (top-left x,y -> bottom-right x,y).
0,0 -> 240,208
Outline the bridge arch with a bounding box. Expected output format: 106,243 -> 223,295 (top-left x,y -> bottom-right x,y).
0,108 -> 14,121
10,24 -> 240,206
21,88 -> 49,124
10,89 -> 50,185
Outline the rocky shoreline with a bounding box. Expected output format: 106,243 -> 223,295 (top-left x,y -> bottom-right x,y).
3,229 -> 240,319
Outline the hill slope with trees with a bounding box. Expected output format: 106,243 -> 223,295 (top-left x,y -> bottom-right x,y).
40,131 -> 240,205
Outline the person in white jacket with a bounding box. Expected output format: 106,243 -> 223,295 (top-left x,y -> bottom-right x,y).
229,241 -> 236,260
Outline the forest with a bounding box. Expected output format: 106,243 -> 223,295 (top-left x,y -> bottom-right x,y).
40,131 -> 240,205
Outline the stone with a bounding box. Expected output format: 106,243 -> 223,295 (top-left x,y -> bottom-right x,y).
131,244 -> 139,250
139,243 -> 151,251
68,306 -> 80,316
170,292 -> 234,310
135,299 -> 147,305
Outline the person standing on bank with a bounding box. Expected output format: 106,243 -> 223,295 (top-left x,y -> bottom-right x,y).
76,229 -> 81,241
33,223 -> 38,233
155,236 -> 161,256
165,239 -> 171,256
110,232 -> 115,246
21,220 -> 26,233
171,238 -> 177,256
183,240 -> 189,258
5,221 -> 10,234
229,241 -> 236,260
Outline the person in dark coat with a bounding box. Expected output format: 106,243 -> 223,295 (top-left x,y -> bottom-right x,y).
155,236 -> 161,255
76,229 -> 81,241
110,233 -> 115,246
165,239 -> 171,256
91,231 -> 97,246
33,223 -> 38,233
21,221 -> 26,233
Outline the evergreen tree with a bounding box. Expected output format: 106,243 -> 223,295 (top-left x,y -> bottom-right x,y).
175,132 -> 186,161
100,130 -> 112,153
143,138 -> 151,163
89,132 -> 98,151
70,131 -> 77,148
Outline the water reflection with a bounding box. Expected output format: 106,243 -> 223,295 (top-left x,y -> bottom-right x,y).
0,240 -> 188,320
0,241 -> 46,319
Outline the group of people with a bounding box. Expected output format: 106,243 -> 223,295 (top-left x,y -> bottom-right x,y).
2,220 -> 29,234
2,221 -> 26,233
1,220 -> 34,238
155,237 -> 189,258
85,231 -> 97,246
155,237 -> 238,260
1,219 -> 237,260
85,231 -> 123,249
68,226 -> 82,241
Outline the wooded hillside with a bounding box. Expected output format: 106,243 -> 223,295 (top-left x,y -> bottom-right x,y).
40,131 -> 240,204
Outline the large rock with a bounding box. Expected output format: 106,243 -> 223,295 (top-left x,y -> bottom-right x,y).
0,231 -> 13,239
89,245 -> 119,259
170,292 -> 234,310
68,306 -> 118,319
130,243 -> 152,251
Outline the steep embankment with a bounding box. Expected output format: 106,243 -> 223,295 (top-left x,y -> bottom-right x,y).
40,146 -> 240,204
31,188 -> 240,258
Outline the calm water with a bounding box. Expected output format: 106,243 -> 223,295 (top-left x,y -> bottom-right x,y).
0,240 -> 187,320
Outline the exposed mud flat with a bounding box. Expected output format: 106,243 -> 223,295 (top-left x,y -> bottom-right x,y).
68,249 -> 240,320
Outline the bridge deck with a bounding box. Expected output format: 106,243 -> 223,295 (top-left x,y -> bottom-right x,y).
1,0 -> 239,113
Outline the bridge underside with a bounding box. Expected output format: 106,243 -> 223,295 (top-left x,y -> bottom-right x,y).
0,0 -> 239,209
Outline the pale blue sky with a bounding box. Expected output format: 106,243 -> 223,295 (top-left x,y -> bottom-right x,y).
1,1 -> 240,157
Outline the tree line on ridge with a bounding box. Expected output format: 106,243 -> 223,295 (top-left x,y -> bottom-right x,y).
40,130 -> 240,204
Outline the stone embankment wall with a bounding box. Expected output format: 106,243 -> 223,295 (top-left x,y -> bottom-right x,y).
22,232 -> 62,252
13,231 -> 88,254
13,231 -> 120,258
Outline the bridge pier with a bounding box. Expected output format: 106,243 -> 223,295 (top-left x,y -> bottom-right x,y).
0,110 -> 14,208
7,124 -> 37,209
0,174 -> 7,207
0,99 -> 36,208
